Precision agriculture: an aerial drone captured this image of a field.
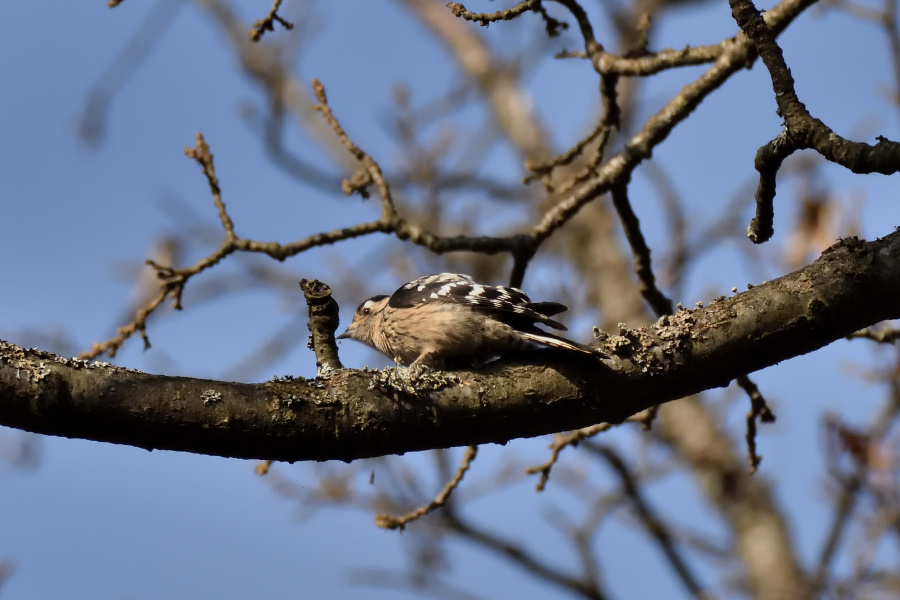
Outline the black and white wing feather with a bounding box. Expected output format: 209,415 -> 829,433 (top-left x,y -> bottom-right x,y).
388,273 -> 568,330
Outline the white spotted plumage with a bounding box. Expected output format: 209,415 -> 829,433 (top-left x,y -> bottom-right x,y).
338,273 -> 607,366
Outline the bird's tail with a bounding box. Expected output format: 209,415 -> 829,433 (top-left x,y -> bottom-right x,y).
520,331 -> 607,357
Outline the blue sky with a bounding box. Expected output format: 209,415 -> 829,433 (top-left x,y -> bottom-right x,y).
1,0 -> 899,598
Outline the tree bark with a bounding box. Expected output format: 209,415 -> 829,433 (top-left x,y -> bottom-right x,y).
2,233 -> 899,462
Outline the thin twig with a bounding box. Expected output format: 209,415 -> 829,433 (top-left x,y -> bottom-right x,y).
526,424 -> 614,491
446,1 -> 541,27
442,507 -> 608,600
184,133 -> 236,240
85,0 -> 824,360
813,471 -> 863,590
586,443 -> 716,600
526,414 -> 654,491
609,182 -> 674,316
249,0 -> 294,42
311,79 -> 398,222
81,287 -> 168,358
376,446 -> 478,530
524,119 -> 611,185
739,374 -> 776,473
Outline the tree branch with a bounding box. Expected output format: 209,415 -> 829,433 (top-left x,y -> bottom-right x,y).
3,232 -> 900,462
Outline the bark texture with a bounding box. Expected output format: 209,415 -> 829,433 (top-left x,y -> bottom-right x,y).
2,233 -> 899,462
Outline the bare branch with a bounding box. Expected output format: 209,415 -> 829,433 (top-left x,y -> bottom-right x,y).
609,182 -> 673,316
185,133 -> 236,240
526,424 -> 615,491
586,443 -> 715,600
655,394 -> 811,598
441,507 -> 609,600
524,119 -> 611,185
6,231 -> 900,462
300,279 -> 343,373
311,79 -> 398,220
738,374 -> 776,473
81,287 -> 168,358
447,1 -> 542,27
530,0 -> 823,247
249,0 -> 294,42
376,446 -> 478,530
730,0 -> 900,243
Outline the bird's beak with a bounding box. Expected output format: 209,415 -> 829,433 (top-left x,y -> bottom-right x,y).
336,330 -> 350,340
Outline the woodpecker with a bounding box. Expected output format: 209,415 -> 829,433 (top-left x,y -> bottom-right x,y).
337,273 -> 605,367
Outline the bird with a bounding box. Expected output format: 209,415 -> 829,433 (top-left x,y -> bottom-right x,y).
337,273 -> 605,367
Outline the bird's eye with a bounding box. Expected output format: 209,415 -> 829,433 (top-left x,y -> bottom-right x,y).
362,307 -> 371,316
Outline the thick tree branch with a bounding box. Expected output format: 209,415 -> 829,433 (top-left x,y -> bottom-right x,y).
3,232 -> 900,462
